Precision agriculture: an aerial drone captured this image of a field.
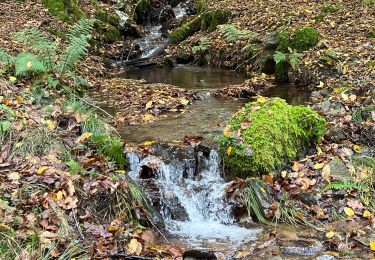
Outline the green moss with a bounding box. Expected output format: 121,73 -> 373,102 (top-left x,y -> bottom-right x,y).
169,15 -> 203,43
43,0 -> 85,23
218,98 -> 326,176
196,0 -> 208,13
294,27 -> 319,51
276,31 -> 292,53
134,0 -> 151,23
201,9 -> 230,32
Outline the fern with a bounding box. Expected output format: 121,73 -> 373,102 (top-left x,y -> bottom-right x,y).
0,48 -> 15,68
14,28 -> 57,69
323,179 -> 367,192
90,134 -> 127,167
274,49 -> 301,70
192,37 -> 212,54
15,52 -> 47,76
274,51 -> 286,64
58,19 -> 95,75
218,24 -> 257,42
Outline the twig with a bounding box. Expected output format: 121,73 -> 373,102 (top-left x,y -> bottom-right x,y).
147,216 -> 168,243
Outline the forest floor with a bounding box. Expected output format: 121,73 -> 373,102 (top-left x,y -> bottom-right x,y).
0,0 -> 374,259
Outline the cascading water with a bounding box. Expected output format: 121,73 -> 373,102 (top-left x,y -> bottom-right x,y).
127,149 -> 262,249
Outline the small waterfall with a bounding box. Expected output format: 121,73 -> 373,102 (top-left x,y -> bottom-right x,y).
127,148 -> 262,248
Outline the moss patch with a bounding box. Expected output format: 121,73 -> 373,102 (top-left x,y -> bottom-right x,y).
201,9 -> 230,32
43,0 -> 85,23
134,0 -> 151,24
294,27 -> 319,51
218,98 -> 326,176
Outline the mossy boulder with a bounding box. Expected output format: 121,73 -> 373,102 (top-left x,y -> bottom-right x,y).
294,27 -> 319,51
94,10 -> 122,44
218,98 -> 326,176
276,31 -> 293,53
43,0 -> 85,23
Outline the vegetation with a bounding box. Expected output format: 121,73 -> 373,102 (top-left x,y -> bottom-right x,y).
218,24 -> 257,42
42,0 -> 85,23
293,27 -> 319,51
218,97 -> 326,176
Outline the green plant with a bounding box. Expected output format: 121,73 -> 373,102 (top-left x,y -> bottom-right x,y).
66,159 -> 85,175
273,48 -> 301,82
218,24 -> 258,42
275,194 -> 313,227
294,27 -> 319,51
196,0 -> 207,13
320,49 -> 340,64
218,98 -> 326,176
363,0 -> 375,6
242,179 -> 269,224
42,0 -> 85,23
91,135 -> 127,167
2,19 -> 95,89
192,37 -> 212,54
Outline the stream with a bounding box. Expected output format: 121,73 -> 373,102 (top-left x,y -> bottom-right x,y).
92,4 -> 313,257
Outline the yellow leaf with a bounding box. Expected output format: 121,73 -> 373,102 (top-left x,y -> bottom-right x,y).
16,96 -> 23,104
227,146 -> 232,156
314,163 -> 325,169
344,207 -> 355,217
41,120 -> 55,130
9,76 -> 16,82
180,98 -> 189,106
281,170 -> 287,178
325,231 -> 335,239
317,81 -> 324,88
143,141 -> 154,146
143,114 -> 154,120
257,96 -> 266,103
260,73 -> 267,79
56,191 -> 63,201
353,145 -> 362,153
342,65 -> 348,75
329,21 -> 335,27
145,101 -> 153,110
75,132 -> 92,144
116,170 -> 125,174
370,240 -> 375,251
363,210 -> 372,218
317,146 -> 323,155
37,166 -> 49,175
223,126 -> 231,137
27,61 -> 33,68
108,225 -> 119,232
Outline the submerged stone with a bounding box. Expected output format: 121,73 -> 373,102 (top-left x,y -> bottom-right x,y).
218,98 -> 326,176
279,239 -> 323,256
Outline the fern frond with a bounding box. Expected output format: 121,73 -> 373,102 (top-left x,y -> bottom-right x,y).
323,179 -> 368,192
91,134 -> 127,167
0,48 -> 15,68
192,37 -> 211,54
58,19 -> 95,75
13,28 -> 57,69
66,19 -> 96,41
218,24 -> 257,42
15,52 -> 47,77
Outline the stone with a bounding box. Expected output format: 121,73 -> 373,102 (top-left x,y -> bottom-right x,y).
326,125 -> 346,142
264,32 -> 279,50
278,239 -> 323,256
329,157 -> 350,180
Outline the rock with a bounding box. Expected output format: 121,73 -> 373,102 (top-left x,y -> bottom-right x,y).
264,32 -> 279,50
329,157 -> 350,180
278,239 -> 323,256
246,179 -> 276,218
326,125 -> 346,142
159,5 -> 176,24
259,50 -> 276,73
175,51 -> 194,64
163,192 -> 189,221
183,250 -> 217,259
316,255 -> 336,260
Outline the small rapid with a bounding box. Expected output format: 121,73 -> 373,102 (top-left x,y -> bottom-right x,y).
127,149 -> 262,249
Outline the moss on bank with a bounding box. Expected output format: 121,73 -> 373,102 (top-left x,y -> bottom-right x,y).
169,8 -> 230,43
43,0 -> 85,23
218,98 -> 326,176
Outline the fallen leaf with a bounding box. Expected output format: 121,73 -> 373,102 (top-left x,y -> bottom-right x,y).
326,231 -> 335,238
75,132 -> 92,144
363,210 -> 372,218
227,146 -> 232,156
370,240 -> 375,251
37,166 -> 49,175
257,96 -> 266,103
344,207 -> 355,217
127,238 -> 142,255
314,162 -> 325,169
179,98 -> 189,106
322,164 -> 331,183
145,101 -> 153,110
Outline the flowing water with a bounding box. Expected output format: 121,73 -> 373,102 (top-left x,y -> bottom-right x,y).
127,149 -> 263,252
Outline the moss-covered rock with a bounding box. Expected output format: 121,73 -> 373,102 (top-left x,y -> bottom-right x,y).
43,0 -> 85,23
134,0 -> 151,24
294,27 -> 319,51
169,15 -> 203,43
218,98 -> 326,176
276,31 -> 292,53
201,9 -> 230,32
94,10 -> 122,44
196,0 -> 208,14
